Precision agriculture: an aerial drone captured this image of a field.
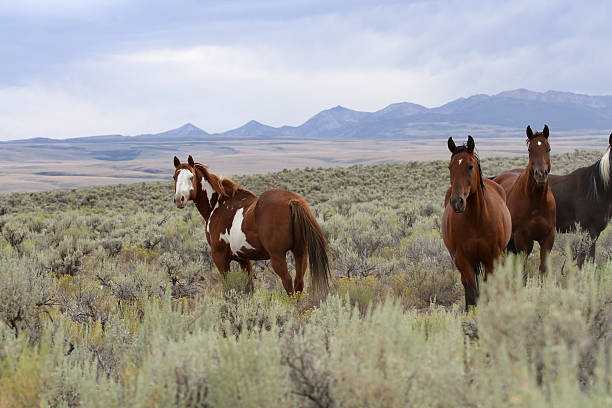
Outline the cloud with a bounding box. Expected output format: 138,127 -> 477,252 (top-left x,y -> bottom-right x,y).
0,0 -> 611,140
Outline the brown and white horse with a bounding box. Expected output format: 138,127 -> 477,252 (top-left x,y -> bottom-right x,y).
173,155 -> 331,298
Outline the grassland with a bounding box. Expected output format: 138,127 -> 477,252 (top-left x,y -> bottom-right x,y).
0,150 -> 611,407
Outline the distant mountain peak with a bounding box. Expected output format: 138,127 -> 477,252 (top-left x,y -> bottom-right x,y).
179,122 -> 199,129
221,119 -> 279,137
152,123 -> 208,138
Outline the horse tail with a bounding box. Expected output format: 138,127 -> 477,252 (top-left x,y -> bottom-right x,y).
289,199 -> 331,300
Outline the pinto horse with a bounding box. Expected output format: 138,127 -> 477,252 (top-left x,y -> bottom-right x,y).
173,155 -> 331,298
442,136 -> 512,309
493,125 -> 556,275
548,133 -> 612,266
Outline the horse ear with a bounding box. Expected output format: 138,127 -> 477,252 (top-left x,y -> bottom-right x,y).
173,156 -> 180,168
467,135 -> 475,153
543,125 -> 549,138
188,155 -> 195,167
447,137 -> 457,154
526,125 -> 534,139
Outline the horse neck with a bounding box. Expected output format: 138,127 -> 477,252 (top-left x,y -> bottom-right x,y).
192,169 -> 218,222
465,178 -> 486,217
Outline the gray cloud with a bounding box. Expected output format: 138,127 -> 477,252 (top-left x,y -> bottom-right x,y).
1,0 -> 611,140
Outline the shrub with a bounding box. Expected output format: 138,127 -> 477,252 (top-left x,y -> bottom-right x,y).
1,221 -> 28,252
0,259 -> 56,340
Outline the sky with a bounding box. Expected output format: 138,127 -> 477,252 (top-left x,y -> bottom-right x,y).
1,0 -> 611,140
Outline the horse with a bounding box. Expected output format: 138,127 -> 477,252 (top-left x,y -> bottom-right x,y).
442,136 -> 512,309
172,155 -> 331,298
548,133 -> 612,267
493,125 -> 556,275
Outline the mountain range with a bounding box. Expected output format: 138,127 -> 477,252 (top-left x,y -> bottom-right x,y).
4,89 -> 612,144
217,89 -> 612,139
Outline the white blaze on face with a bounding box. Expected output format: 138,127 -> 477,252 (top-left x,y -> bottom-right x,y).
458,158 -> 463,165
175,169 -> 194,202
219,208 -> 255,255
537,141 -> 542,146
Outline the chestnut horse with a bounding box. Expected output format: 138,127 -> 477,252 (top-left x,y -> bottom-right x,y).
442,136 -> 512,309
493,125 -> 556,275
173,155 -> 331,298
548,133 -> 612,266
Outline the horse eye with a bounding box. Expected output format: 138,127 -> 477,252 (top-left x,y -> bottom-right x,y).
546,148 -> 551,152
468,165 -> 474,170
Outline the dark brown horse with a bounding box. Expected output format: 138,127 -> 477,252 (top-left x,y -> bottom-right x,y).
493,125 -> 556,275
548,133 -> 612,266
173,155 -> 331,298
442,136 -> 512,309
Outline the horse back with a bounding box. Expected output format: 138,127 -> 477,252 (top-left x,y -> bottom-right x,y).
492,172 -> 519,196
253,188 -> 308,252
484,178 -> 507,202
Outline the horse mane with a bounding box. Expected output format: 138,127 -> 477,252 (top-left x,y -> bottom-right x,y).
582,147 -> 611,199
193,162 -> 257,199
451,145 -> 485,190
193,163 -> 237,198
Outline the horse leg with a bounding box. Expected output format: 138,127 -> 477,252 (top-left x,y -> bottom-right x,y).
455,255 -> 478,310
513,233 -> 533,283
211,249 -> 231,278
270,252 -> 294,295
587,231 -> 599,265
538,231 -> 555,276
238,259 -> 254,293
293,249 -> 307,293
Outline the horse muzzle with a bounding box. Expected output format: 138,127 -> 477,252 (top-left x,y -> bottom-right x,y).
174,194 -> 187,208
450,195 -> 466,213
533,169 -> 549,186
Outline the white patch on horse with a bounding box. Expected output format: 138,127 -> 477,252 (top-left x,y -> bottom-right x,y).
599,147 -> 610,189
458,158 -> 463,165
175,169 -> 193,198
201,179 -> 216,205
207,197 -> 220,234
537,141 -> 542,146
219,208 -> 255,255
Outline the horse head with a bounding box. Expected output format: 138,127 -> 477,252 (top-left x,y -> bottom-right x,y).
447,135 -> 482,213
526,125 -> 551,186
173,155 -> 198,208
